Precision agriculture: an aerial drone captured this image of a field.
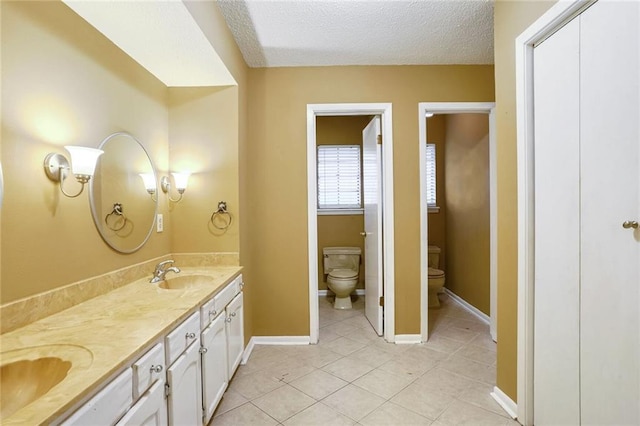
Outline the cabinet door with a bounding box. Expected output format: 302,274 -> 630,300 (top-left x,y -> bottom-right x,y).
201,313 -> 228,424
167,341 -> 203,426
116,380 -> 167,426
225,292 -> 244,378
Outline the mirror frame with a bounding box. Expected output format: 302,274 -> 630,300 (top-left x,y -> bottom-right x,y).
89,132 -> 158,253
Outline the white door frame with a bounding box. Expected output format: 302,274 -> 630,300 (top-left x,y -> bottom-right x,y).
418,102 -> 497,343
306,103 -> 395,344
515,1 -> 597,424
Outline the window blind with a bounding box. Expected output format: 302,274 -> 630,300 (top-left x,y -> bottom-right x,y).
317,145 -> 362,209
426,143 -> 437,206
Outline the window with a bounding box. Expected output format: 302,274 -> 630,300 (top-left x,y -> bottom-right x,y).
426,143 -> 437,206
317,145 -> 361,210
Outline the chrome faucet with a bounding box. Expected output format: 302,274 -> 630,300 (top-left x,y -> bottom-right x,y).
150,260 -> 181,283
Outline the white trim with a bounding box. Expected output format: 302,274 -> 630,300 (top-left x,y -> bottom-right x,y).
307,103 -> 395,344
318,289 -> 366,296
491,386 -> 518,419
394,334 -> 421,344
241,338 -> 255,364
418,102 -> 496,344
515,2 -> 595,424
444,288 -> 490,325
242,336 -> 310,364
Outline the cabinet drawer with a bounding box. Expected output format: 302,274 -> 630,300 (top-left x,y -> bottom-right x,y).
132,343 -> 165,399
214,275 -> 241,312
200,297 -> 217,330
165,311 -> 200,366
61,369 -> 132,425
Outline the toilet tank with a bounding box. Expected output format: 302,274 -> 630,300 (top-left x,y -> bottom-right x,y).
428,245 -> 441,269
323,247 -> 361,274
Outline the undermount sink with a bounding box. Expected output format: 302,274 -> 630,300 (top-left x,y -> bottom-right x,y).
1,357 -> 71,420
157,274 -> 214,290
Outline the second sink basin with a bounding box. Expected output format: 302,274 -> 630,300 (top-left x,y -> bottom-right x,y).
157,274 -> 214,290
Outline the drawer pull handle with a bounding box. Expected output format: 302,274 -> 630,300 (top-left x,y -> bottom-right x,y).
150,365 -> 163,374
240,282 -> 244,290
226,317 -> 232,323
231,312 -> 237,317
186,332 -> 196,339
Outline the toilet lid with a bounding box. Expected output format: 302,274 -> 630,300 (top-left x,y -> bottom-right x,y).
329,268 -> 358,279
428,267 -> 445,278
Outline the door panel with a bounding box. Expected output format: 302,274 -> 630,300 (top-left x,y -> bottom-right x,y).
201,313 -> 227,424
362,116 -> 383,335
579,1 -> 640,423
167,342 -> 202,426
532,16 -> 581,425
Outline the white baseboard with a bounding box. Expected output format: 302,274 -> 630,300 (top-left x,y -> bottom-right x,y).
490,386 -> 518,419
242,336 -> 311,364
318,289 -> 365,296
395,334 -> 421,344
444,288 -> 490,325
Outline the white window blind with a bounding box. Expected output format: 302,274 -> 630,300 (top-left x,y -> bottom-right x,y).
426,143 -> 437,206
317,145 -> 361,209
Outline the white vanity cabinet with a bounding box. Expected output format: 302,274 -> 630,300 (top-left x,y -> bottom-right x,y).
165,311 -> 202,426
225,292 -> 244,378
116,380 -> 166,426
201,313 -> 228,424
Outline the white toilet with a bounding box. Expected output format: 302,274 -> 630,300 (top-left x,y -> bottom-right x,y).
323,247 -> 361,310
428,245 -> 446,308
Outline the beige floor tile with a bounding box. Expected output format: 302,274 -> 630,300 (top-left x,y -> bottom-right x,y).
422,334 -> 466,354
324,336 -> 368,356
340,314 -> 374,329
348,345 -> 394,368
456,343 -> 496,366
412,368 -> 475,398
290,369 -> 349,400
295,346 -> 344,368
360,401 -> 433,426
391,383 -> 455,420
439,355 -> 496,385
319,326 -> 342,343
210,402 -> 278,426
352,368 -> 415,399
469,333 -> 497,352
368,339 -> 412,355
251,384 -> 316,422
213,389 -> 248,418
448,317 -> 490,333
402,345 -> 450,364
322,384 -> 386,421
378,355 -> 437,379
283,402 -> 356,426
227,368 -> 287,400
328,321 -> 360,337
343,328 -> 380,345
434,325 -> 480,343
322,355 -> 375,382
263,357 -> 317,383
459,382 -> 511,418
436,399 -> 514,425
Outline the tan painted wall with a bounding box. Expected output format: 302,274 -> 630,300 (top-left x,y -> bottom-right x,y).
247,66 -> 494,336
426,115 -> 447,270
444,114 -> 490,314
316,116 -> 371,290
0,1 -> 170,303
494,0 -> 557,400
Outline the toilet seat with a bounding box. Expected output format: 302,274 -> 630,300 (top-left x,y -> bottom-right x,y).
329,268 -> 358,280
428,267 -> 445,278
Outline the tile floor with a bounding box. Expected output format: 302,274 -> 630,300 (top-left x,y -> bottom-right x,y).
211,293 -> 518,425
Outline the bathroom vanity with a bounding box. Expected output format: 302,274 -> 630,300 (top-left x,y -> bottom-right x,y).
0,266 -> 244,425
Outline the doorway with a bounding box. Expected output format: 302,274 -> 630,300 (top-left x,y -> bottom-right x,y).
418,103 -> 497,343
306,103 -> 395,344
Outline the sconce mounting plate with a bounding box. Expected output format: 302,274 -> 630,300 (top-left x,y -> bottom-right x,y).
160,176 -> 170,193
44,153 -> 69,182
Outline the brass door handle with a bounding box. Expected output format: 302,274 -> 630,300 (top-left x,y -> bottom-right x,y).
360,232 -> 367,237
622,221 -> 639,229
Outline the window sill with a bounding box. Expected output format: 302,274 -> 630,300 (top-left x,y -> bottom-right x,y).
318,209 -> 364,216
428,206 -> 440,214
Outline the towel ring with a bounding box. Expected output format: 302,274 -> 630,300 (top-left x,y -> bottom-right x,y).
210,201 -> 232,230
105,203 -> 127,232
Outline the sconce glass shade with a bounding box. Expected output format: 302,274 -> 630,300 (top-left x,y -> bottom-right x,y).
139,173 -> 157,194
171,172 -> 190,193
64,146 -> 103,178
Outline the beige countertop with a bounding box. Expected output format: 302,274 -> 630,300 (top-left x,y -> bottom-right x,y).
0,266 -> 243,425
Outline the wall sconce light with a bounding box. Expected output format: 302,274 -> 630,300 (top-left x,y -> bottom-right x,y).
44,146 -> 104,198
139,173 -> 158,201
160,172 -> 190,203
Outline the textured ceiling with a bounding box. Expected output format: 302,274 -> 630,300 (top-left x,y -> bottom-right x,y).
217,0 -> 494,68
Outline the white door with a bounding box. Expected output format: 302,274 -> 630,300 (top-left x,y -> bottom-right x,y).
362,116 -> 383,335
167,341 -> 203,426
225,292 -> 244,378
201,313 -> 227,424
533,0 -> 639,424
116,380 -> 167,426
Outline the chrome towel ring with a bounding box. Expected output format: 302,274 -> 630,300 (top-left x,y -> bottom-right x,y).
105,203 -> 127,232
210,201 -> 232,230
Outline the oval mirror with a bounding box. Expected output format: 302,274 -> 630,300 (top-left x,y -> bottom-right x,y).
89,132 -> 157,253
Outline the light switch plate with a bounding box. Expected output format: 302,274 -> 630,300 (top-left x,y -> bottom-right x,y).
156,214 -> 163,232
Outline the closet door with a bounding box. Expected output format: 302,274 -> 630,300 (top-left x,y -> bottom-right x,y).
579,0 -> 640,424
532,16 -> 581,426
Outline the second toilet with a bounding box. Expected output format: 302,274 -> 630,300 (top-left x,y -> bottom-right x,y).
323,247 -> 361,309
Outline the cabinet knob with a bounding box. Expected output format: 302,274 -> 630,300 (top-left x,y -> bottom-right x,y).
185,332 -> 196,339
226,317 -> 232,323
199,347 -> 208,354
240,282 -> 244,290
622,220 -> 639,229
209,310 -> 217,317
231,312 -> 237,317
150,365 -> 163,374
